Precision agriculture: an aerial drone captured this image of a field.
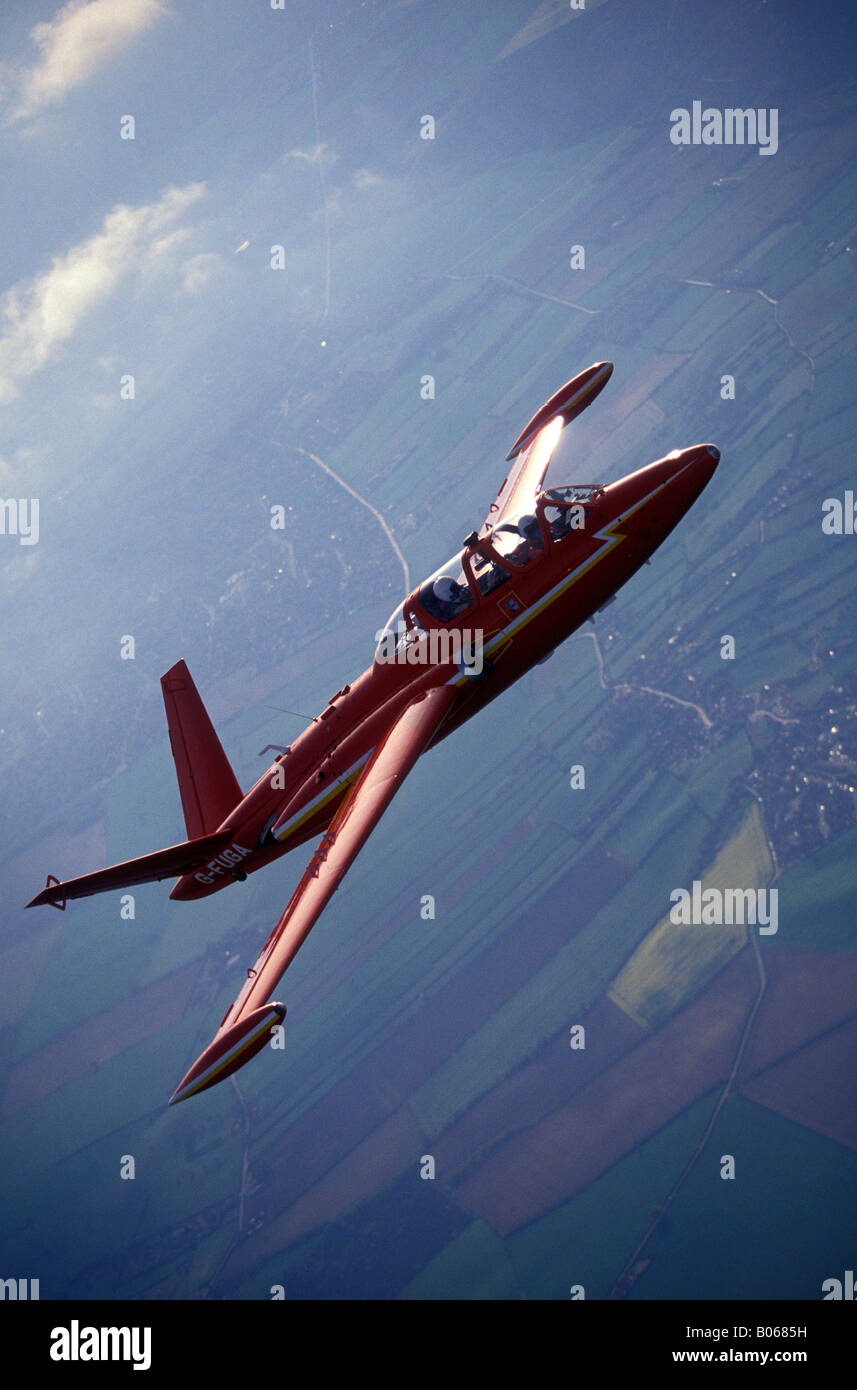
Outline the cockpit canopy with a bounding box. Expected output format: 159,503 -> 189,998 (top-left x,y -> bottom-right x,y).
419,555 -> 473,622
543,485 -> 604,505
373,485 -> 604,662
374,553 -> 470,662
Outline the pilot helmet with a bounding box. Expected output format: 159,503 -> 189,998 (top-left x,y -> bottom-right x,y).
433,576 -> 457,602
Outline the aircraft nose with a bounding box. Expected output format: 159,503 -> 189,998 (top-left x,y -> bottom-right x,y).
684,442 -> 720,496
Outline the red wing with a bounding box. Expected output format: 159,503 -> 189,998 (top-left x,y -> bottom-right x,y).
478,415 -> 563,540
220,683 -> 457,1032
479,361 -> 613,539
27,829 -> 233,909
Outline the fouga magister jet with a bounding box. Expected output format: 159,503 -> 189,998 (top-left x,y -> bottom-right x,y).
28,362 -> 720,1104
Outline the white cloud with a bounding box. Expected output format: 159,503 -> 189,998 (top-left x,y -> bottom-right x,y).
144,226 -> 193,268
10,0 -> 166,122
0,182 -> 205,402
0,444 -> 49,487
352,168 -> 383,191
179,252 -> 225,296
286,142 -> 338,168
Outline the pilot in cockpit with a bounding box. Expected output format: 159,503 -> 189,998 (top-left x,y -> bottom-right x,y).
431,575 -> 470,621
548,504 -> 576,541
516,513 -> 544,558
494,514 -> 544,567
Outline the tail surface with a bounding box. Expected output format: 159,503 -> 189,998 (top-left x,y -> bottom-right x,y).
161,660 -> 242,837
27,829 -> 233,908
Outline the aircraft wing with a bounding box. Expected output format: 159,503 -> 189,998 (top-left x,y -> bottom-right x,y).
27,829 -> 234,909
479,361 -> 613,539
478,414 -> 564,539
169,683 -> 456,1103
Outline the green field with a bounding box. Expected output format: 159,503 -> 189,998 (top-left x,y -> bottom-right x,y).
1,3 -> 856,1301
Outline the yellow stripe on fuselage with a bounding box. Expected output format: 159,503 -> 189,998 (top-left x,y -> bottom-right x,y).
448,475 -> 670,687
273,760 -> 367,843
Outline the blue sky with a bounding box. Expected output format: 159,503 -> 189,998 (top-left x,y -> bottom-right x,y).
0,2 -> 346,428
1,0 -> 852,826
1,0 -> 856,1302
0,1 -> 417,796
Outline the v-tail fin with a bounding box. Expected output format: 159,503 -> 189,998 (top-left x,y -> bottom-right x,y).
161,660 -> 242,838
27,829 -> 233,909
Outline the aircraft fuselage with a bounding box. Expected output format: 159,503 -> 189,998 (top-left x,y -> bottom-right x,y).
172,443 -> 719,901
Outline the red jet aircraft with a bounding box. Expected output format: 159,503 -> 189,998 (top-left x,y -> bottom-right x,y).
28,362 -> 720,1104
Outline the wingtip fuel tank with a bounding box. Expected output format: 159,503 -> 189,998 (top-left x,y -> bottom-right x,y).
169,1001 -> 286,1105
505,360 -> 613,461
